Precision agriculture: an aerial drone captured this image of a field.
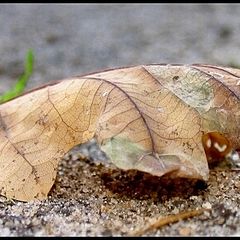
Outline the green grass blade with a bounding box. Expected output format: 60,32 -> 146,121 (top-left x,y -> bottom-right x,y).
0,49 -> 34,104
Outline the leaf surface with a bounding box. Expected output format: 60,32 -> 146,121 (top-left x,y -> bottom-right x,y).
0,64 -> 239,201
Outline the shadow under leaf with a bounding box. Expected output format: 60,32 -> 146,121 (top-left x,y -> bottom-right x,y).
100,168 -> 208,203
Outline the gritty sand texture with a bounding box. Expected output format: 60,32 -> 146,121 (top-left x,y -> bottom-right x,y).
0,4 -> 239,236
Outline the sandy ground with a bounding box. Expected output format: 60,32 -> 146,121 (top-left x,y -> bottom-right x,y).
0,4 -> 239,236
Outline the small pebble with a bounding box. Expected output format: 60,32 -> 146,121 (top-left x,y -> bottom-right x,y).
202,202 -> 212,209
189,196 -> 198,200
178,227 -> 192,236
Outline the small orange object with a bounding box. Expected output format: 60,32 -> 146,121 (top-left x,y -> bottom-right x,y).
202,132 -> 232,163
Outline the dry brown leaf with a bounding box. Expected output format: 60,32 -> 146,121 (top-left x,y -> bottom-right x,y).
0,64 -> 239,201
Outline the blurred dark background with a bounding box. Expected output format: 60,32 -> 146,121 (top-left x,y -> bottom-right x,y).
0,4 -> 240,92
